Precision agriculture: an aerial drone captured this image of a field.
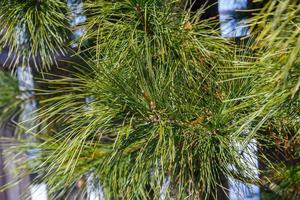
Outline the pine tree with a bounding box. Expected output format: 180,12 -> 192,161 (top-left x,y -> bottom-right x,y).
0,0 -> 299,199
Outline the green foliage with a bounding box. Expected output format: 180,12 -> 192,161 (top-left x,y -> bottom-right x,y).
225,0 -> 300,197
0,71 -> 20,124
225,0 -> 300,138
0,0 -> 299,199
276,164 -> 300,198
0,0 -> 71,70
7,1 -> 260,199
260,163 -> 300,200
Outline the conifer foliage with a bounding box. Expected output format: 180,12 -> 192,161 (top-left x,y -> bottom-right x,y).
0,0 -> 70,69
0,0 -> 299,199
